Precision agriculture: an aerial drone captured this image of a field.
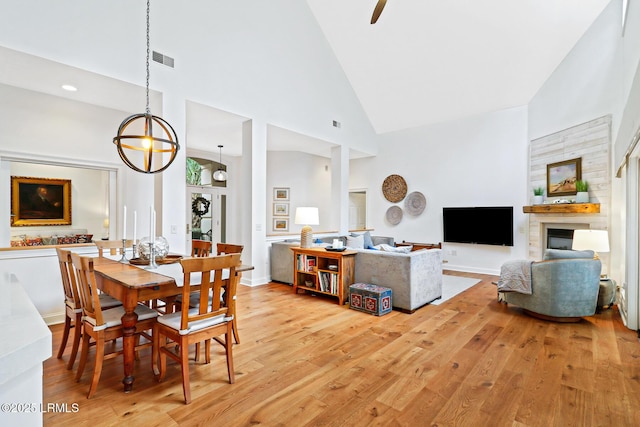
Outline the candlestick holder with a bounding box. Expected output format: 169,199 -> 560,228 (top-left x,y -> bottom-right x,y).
132,243 -> 138,259
119,238 -> 128,263
145,242 -> 158,269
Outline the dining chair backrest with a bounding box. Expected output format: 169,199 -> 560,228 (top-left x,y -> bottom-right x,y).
191,240 -> 212,257
178,254 -> 241,330
56,248 -> 81,309
70,252 -> 104,327
216,243 -> 244,256
95,239 -> 133,257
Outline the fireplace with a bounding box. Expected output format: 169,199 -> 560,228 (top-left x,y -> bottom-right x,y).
547,228 -> 574,250
538,223 -> 590,257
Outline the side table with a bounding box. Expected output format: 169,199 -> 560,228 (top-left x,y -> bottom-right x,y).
597,278 -> 616,313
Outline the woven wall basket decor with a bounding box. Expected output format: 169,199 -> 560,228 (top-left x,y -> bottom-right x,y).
405,191 -> 426,216
382,174 -> 407,203
386,205 -> 403,225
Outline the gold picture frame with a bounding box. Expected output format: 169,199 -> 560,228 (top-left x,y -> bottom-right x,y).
547,158 -> 582,197
11,176 -> 72,226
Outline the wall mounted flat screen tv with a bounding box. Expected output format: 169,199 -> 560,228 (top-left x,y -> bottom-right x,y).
443,206 -> 514,247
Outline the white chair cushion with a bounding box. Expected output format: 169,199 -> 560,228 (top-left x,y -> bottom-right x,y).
158,308 -> 232,335
86,303 -> 158,331
99,294 -> 123,308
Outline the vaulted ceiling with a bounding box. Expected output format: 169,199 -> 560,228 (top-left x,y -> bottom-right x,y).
0,1 -> 613,158
307,0 -> 612,134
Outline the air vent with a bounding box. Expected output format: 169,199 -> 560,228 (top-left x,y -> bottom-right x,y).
152,51 -> 175,68
332,120 -> 341,128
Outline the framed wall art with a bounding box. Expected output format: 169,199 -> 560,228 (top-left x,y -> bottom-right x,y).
273,218 -> 289,232
273,202 -> 289,216
546,158 -> 582,197
11,176 -> 72,226
273,187 -> 290,201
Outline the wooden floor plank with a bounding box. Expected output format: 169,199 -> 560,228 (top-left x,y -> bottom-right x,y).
41,275 -> 640,426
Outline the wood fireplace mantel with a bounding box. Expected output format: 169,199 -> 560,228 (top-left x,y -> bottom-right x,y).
522,203 -> 600,214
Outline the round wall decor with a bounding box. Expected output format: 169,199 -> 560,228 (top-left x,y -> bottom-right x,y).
405,191 -> 426,216
386,205 -> 403,225
382,174 -> 408,203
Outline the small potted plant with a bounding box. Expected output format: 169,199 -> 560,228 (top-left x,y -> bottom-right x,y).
575,180 -> 589,203
533,187 -> 544,205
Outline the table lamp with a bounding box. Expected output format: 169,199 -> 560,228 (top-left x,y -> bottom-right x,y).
572,229 -> 609,277
295,207 -> 319,248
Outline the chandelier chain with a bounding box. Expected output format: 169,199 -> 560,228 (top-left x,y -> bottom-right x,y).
145,0 -> 151,114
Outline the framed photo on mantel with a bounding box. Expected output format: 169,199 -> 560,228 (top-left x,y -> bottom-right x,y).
547,158 -> 582,197
11,176 -> 72,226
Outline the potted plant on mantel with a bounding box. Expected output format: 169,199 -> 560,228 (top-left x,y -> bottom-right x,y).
533,187 -> 545,205
575,180 -> 589,203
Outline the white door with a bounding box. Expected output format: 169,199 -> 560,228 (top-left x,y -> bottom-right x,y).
349,190 -> 367,230
187,187 -> 224,255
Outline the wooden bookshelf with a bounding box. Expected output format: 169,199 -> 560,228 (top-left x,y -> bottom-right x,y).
522,203 -> 600,214
291,247 -> 356,305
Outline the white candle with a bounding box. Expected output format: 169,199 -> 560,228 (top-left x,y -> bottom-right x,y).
133,210 -> 137,243
152,209 -> 156,243
149,206 -> 153,242
123,205 -> 127,240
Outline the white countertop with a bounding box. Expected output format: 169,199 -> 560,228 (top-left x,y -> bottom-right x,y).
0,278 -> 52,386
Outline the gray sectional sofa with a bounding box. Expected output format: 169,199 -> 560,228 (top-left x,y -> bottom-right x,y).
270,235 -> 443,312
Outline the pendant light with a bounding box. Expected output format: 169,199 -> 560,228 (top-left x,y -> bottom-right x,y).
112,0 -> 179,174
213,145 -> 228,182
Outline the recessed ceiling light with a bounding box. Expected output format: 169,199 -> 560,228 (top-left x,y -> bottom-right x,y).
61,84 -> 77,92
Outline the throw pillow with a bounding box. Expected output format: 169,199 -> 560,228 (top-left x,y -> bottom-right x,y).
346,234 -> 364,249
350,231 -> 374,249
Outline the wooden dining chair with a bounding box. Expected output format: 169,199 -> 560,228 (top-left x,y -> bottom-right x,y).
94,239 -> 134,257
191,239 -> 212,257
193,241 -> 245,359
55,248 -> 122,370
216,243 -> 244,344
70,252 -> 158,399
153,254 -> 241,404
216,243 -> 244,256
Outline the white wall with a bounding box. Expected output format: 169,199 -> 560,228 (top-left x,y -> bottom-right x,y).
528,1 -> 622,141
351,106 -> 530,275
266,151 -> 332,236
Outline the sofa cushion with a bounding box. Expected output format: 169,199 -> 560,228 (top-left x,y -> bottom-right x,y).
346,234 -> 364,249
543,249 -> 594,260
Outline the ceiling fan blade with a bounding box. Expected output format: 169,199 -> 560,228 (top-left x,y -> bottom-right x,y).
371,0 -> 387,24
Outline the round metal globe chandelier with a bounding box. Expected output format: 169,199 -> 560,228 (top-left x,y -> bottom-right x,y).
113,0 -> 179,174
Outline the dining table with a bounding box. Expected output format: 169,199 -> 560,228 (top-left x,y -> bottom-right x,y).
91,254 -> 253,393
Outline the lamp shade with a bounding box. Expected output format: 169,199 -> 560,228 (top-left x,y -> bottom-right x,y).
294,207 -> 319,225
572,229 -> 610,253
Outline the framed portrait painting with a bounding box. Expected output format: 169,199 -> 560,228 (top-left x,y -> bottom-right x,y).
11,176 -> 72,226
273,187 -> 290,201
273,218 -> 289,232
546,158 -> 582,197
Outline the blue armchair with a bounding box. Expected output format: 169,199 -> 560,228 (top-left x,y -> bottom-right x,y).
503,249 -> 601,322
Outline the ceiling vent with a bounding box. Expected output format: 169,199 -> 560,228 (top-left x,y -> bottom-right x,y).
152,51 -> 174,68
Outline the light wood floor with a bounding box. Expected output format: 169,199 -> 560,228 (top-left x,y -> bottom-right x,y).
43,271 -> 640,426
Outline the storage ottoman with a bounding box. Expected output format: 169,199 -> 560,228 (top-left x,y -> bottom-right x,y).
349,283 -> 392,316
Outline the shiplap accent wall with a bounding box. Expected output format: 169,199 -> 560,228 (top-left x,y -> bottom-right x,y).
528,115 -> 611,260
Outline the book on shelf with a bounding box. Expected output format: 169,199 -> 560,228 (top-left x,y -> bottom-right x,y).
296,254 -> 317,272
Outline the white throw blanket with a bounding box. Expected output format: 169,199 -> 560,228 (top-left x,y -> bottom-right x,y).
497,260 -> 533,294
